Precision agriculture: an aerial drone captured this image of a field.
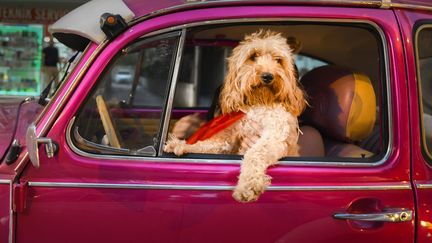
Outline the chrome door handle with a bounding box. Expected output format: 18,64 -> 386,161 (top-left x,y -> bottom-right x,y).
333,209 -> 412,223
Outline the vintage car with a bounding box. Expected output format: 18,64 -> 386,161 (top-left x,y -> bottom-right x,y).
1,0 -> 432,242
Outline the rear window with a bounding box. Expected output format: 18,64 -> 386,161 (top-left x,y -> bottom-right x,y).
415,25 -> 432,160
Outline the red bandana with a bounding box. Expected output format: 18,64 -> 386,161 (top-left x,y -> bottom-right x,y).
186,111 -> 245,144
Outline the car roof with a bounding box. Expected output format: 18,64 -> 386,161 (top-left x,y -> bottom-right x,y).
51,0 -> 432,51
123,0 -> 432,18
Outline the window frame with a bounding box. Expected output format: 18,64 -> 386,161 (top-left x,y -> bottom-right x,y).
414,23 -> 432,162
70,31 -> 184,157
67,18 -> 392,167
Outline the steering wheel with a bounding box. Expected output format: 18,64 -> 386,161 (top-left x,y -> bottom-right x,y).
95,95 -> 122,148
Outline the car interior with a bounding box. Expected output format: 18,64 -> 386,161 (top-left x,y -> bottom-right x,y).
72,21 -> 388,162
417,28 -> 432,156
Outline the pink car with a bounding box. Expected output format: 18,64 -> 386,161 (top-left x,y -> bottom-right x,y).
1,0 -> 432,242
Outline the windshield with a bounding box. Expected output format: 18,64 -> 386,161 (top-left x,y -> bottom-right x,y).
39,51 -> 82,106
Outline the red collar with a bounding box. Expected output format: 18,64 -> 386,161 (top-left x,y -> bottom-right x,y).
186,111 -> 245,144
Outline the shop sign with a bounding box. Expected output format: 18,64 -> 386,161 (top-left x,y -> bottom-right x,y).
0,7 -> 69,24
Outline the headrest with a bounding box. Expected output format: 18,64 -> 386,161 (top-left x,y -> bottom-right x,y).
301,65 -> 376,142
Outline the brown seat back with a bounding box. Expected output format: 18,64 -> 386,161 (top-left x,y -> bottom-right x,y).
300,65 -> 377,158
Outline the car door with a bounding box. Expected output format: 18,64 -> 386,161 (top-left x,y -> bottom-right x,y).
396,9 -> 432,243
0,175 -> 11,243
15,6 -> 414,243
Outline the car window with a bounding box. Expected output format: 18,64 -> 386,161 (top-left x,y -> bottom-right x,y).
415,26 -> 432,159
167,23 -> 387,162
295,54 -> 328,78
72,32 -> 180,156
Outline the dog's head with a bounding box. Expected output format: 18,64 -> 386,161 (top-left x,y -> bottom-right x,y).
220,30 -> 306,116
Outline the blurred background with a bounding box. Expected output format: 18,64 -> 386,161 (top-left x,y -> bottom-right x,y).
0,0 -> 89,97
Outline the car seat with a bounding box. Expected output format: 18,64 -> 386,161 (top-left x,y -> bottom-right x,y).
300,65 -> 377,158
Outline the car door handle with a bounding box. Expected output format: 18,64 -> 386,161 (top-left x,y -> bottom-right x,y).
333,209 -> 412,223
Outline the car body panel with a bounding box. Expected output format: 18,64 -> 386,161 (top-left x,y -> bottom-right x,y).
394,9 -> 432,243
8,5 -> 416,243
0,183 -> 10,243
0,99 -> 42,161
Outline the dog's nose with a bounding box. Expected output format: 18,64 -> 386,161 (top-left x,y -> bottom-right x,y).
261,73 -> 274,84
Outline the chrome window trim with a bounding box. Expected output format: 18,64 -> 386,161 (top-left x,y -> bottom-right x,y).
66,18 -> 392,167
0,179 -> 11,184
417,183 -> 432,189
158,29 -> 187,155
28,181 -> 411,191
389,3 -> 432,11
414,24 -> 432,161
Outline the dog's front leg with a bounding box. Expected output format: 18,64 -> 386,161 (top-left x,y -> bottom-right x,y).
232,139 -> 290,202
164,132 -> 236,156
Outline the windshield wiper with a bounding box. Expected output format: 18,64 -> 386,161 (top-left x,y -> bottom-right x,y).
39,51 -> 80,106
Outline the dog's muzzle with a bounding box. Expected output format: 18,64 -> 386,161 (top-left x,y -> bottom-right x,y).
261,72 -> 274,84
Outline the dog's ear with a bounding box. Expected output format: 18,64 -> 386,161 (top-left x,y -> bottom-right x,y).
287,36 -> 302,54
279,58 -> 307,117
220,66 -> 244,114
286,81 -> 307,117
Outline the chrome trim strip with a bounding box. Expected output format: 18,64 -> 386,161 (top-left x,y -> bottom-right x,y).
14,43 -> 106,174
0,179 -> 11,184
28,181 -> 411,191
67,18 -> 392,168
158,29 -> 187,155
270,184 -> 411,191
389,3 -> 432,11
417,184 -> 432,189
381,0 -> 392,8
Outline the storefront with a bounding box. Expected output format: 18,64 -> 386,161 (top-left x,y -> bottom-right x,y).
0,6 -> 75,97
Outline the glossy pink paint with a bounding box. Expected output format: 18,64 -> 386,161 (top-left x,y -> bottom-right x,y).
395,9 -> 432,243
12,5 -> 415,243
0,185 -> 10,243
24,6 -> 411,184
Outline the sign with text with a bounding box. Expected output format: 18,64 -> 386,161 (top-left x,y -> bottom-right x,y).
0,7 -> 69,24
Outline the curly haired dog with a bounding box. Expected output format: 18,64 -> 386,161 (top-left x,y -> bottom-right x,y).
164,30 -> 306,202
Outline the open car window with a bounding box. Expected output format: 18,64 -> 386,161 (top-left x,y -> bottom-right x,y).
72,32 -> 181,156
168,23 -> 387,162
415,26 -> 432,160
70,21 -> 388,163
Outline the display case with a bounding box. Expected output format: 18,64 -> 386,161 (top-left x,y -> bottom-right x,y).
0,23 -> 43,96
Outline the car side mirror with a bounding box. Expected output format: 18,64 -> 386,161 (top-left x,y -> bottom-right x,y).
26,123 -> 58,169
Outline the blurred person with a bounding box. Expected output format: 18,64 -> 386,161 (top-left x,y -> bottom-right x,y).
42,38 -> 59,91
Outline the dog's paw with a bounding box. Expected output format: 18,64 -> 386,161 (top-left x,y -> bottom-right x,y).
232,174 -> 271,203
164,136 -> 187,156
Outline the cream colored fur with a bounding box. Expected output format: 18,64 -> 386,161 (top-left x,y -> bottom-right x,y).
164,30 -> 306,202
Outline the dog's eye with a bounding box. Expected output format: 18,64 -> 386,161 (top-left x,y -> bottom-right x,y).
249,53 -> 257,61
275,58 -> 282,64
